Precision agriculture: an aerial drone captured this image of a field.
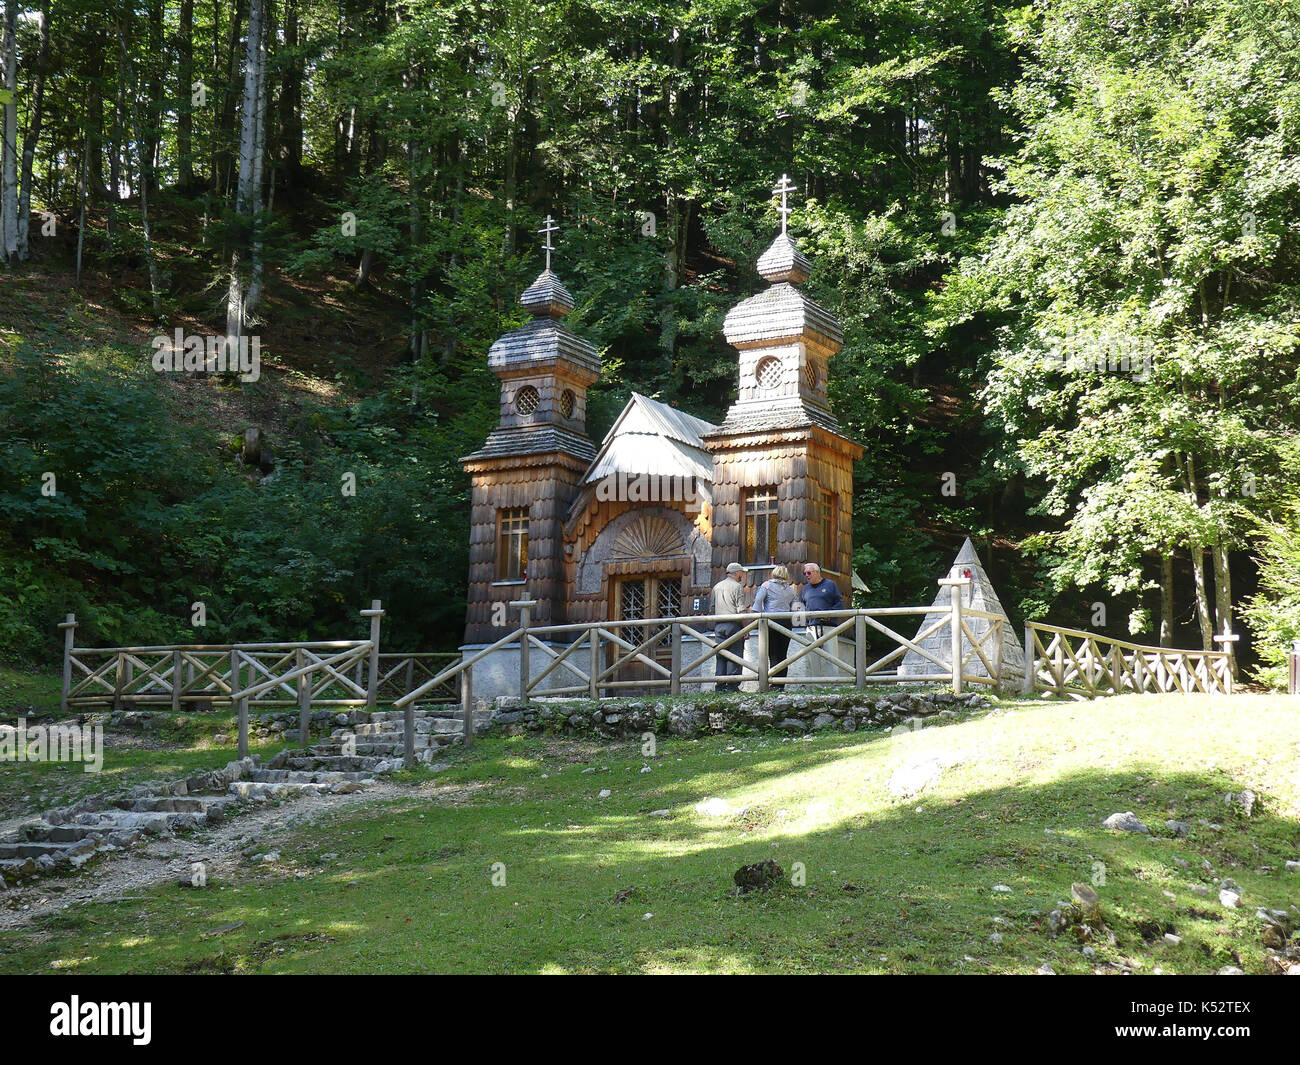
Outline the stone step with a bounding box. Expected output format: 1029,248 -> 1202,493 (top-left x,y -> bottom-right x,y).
249,768 -> 370,784
0,839 -> 89,860
70,809 -> 203,834
229,779 -> 372,801
283,755 -> 384,772
346,722 -> 440,737
302,740 -> 431,757
22,822 -> 122,844
110,796 -> 231,816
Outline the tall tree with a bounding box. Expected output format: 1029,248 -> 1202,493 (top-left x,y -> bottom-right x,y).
0,0 -> 18,263
226,0 -> 266,340
14,0 -> 48,260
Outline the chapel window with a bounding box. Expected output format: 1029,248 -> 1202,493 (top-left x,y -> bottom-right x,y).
497,508 -> 529,581
744,490 -> 778,565
818,489 -> 837,568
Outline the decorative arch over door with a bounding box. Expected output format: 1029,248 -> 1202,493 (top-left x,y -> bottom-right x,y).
576,506 -> 711,595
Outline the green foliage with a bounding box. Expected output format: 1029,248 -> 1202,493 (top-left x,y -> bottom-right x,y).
0,345 -> 470,665
1240,490 -> 1300,688
942,0 -> 1300,638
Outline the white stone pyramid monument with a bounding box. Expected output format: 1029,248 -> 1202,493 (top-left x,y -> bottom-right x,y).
900,537 -> 1024,684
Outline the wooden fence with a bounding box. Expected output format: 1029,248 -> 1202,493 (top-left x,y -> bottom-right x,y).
395,578 -> 1012,722
59,589 -> 1240,767
58,602 -> 460,760
1023,622 -> 1234,697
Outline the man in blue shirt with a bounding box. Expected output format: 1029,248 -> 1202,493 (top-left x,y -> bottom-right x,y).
800,563 -> 844,628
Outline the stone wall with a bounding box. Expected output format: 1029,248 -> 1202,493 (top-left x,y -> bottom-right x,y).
492,688 -> 992,739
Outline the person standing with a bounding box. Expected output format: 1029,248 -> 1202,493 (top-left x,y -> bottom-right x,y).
711,562 -> 746,692
753,565 -> 798,680
800,563 -> 844,634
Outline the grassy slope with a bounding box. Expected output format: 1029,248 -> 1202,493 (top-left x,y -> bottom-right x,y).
2,692 -> 1297,975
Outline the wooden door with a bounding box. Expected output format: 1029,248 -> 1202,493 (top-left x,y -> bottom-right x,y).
612,575 -> 683,685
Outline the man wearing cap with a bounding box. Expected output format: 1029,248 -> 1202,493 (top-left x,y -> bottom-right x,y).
711,563 -> 747,692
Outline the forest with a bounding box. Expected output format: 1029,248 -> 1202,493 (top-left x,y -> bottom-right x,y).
0,0 -> 1297,684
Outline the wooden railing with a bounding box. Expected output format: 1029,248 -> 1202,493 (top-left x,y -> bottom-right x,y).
57,602 -> 460,761
394,579 -> 1012,732
1023,622 -> 1233,697
375,653 -> 461,703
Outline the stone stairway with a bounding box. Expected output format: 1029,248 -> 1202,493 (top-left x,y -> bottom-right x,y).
318,706 -> 495,766
0,704 -> 492,887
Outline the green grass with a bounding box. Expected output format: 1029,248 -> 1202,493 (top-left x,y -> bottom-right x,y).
0,674 -> 289,821
2,693 -> 1298,974
0,666 -> 62,717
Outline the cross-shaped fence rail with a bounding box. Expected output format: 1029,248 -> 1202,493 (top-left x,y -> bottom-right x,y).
1023,622 -> 1234,697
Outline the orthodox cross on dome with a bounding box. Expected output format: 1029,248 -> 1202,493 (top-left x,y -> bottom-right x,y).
772,174 -> 797,235
539,214 -> 559,272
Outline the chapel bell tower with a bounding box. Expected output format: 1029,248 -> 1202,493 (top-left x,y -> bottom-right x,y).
460,217 -> 602,644
702,176 -> 863,585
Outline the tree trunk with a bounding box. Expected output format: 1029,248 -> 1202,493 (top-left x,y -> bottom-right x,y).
0,0 -> 18,263
118,14 -> 162,318
278,0 -> 303,189
215,0 -> 246,200
144,0 -> 164,191
1189,547 -> 1214,651
177,0 -> 195,188
75,124 -> 88,288
1212,542 -> 1234,674
1159,552 -> 1174,647
87,45 -> 105,195
1178,451 -> 1214,650
227,0 -> 265,338
16,0 -> 51,260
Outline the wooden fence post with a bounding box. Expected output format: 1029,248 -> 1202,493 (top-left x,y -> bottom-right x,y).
171,649 -> 182,712
58,614 -> 77,713
232,649 -> 248,759
670,622 -> 682,696
589,627 -> 599,699
362,600 -> 384,709
297,647 -> 311,745
112,651 -> 125,712
515,598 -> 532,705
757,617 -> 770,692
1022,625 -> 1034,695
404,657 -> 415,700
854,613 -> 866,689
1213,633 -> 1239,693
461,665 -> 474,748
938,578 -> 967,695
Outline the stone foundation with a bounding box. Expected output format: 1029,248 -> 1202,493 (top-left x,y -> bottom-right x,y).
492,688 -> 992,738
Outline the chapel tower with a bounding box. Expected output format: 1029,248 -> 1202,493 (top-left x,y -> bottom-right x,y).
460,217 -> 601,644
702,176 -> 863,586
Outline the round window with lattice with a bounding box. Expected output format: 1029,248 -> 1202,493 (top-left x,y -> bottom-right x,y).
514,386 -> 540,415
559,388 -> 575,418
755,356 -> 783,390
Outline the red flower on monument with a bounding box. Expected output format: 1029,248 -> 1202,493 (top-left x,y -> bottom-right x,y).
962,568 -> 972,579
